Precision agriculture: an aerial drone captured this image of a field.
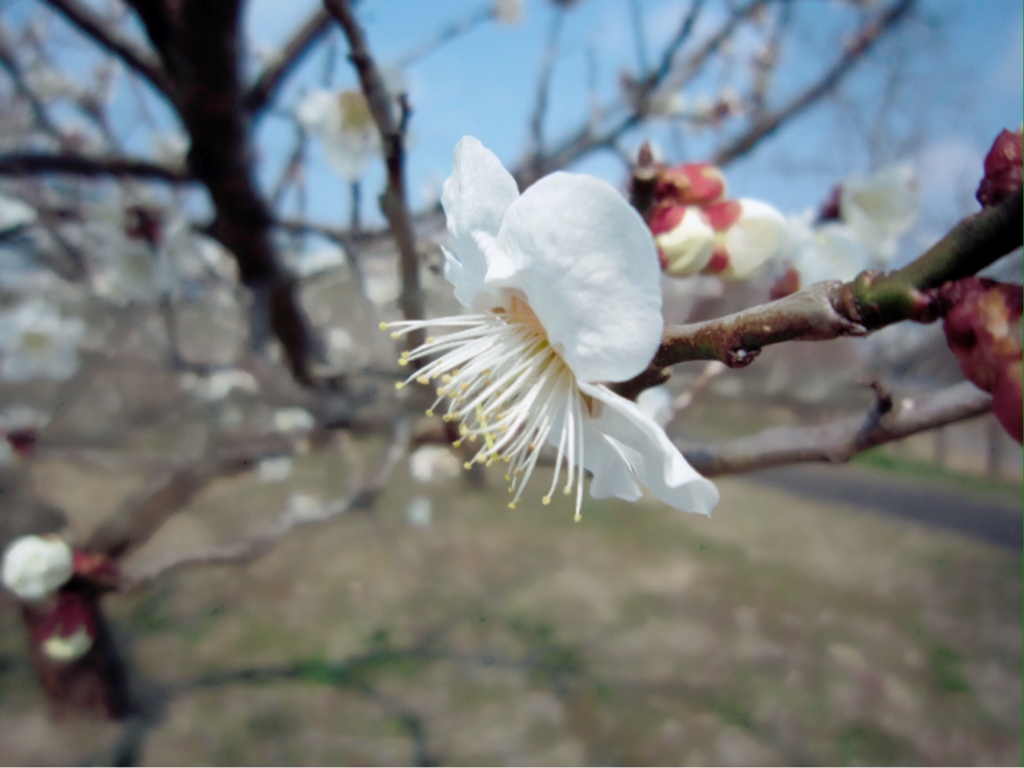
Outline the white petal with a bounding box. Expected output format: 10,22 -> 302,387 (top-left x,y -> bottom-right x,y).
441,137 -> 520,309
656,207 -> 716,277
296,89 -> 338,132
580,383 -> 719,515
840,163 -> 919,244
719,198 -> 789,280
491,172 -> 663,383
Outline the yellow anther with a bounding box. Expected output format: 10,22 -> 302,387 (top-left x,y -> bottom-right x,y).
401,350 -> 410,357
417,376 -> 429,385
459,425 -> 469,435
563,486 -> 572,495
425,409 -> 434,417
452,440 -> 462,448
508,502 -> 517,509
442,374 -> 453,384
468,435 -> 478,442
395,382 -> 404,390
542,496 -> 551,505
442,414 -> 454,423
390,332 -> 401,339
460,383 -> 469,391
379,322 -> 389,330
398,358 -> 409,367
463,462 -> 473,470
425,337 -> 435,344
574,513 -> 581,522
436,387 -> 447,396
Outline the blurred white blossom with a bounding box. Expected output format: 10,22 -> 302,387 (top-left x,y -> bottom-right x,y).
409,445 -> 462,485
2,535 -> 73,602
258,455 -> 293,483
0,300 -> 85,382
405,495 -> 433,528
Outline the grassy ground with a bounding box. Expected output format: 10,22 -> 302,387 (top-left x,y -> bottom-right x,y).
0,441 -> 1019,766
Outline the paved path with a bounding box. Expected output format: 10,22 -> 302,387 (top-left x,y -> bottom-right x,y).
749,463 -> 1022,550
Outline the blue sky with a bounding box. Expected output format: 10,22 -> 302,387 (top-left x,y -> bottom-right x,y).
241,0 -> 1022,247
14,0 -> 1023,255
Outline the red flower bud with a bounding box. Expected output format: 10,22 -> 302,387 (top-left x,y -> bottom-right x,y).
942,277 -> 1023,442
976,128 -> 1023,208
654,163 -> 727,207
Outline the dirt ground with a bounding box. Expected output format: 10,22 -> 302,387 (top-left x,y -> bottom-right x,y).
0,441 -> 1019,766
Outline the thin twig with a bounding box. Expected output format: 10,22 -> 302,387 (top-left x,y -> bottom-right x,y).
40,0 -> 173,101
325,0 -> 425,333
711,0 -> 915,166
122,419 -> 411,591
680,381 -> 991,476
244,9 -> 333,115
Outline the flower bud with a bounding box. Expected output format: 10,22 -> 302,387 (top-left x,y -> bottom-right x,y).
2,535 -> 73,602
701,199 -> 788,281
32,592 -> 96,664
654,163 -> 727,207
976,128 -> 1023,208
650,204 -> 715,277
942,277 -> 1023,442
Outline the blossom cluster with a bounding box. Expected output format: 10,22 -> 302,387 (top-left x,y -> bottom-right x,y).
647,162 -> 789,281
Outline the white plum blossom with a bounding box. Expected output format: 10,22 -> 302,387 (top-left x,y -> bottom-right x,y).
273,407 -> 315,434
786,212 -> 874,284
405,496 -> 434,528
2,535 -> 74,602
383,137 -> 719,520
285,493 -> 325,523
0,300 -> 85,382
180,369 -> 260,402
839,163 -> 918,258
258,455 -> 293,483
409,445 -> 462,484
493,0 -> 525,25
0,194 -> 37,233
785,163 -> 920,287
298,89 -> 381,182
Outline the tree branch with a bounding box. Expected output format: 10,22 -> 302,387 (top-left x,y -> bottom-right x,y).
40,0 -> 174,102
244,9 -> 333,115
121,419 -> 410,592
644,186 -> 1023,374
711,0 -> 915,166
0,152 -> 192,182
325,0 -> 425,333
122,0 -> 319,384
680,381 -> 991,476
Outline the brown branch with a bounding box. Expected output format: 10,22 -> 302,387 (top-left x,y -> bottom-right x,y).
84,438 -> 287,561
121,0 -> 319,384
40,0 -> 173,101
244,9 -> 333,115
0,152 -> 192,182
121,419 -> 410,592
680,381 -> 991,476
516,0 -> 761,184
711,0 -> 915,167
325,0 -> 425,332
639,186 -> 1024,374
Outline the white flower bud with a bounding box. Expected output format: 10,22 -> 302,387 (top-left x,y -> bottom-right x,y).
42,626 -> 93,663
2,535 -> 73,602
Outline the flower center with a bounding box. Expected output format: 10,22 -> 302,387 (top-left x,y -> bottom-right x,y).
383,301 -> 588,520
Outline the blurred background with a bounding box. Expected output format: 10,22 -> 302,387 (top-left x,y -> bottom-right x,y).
0,0 -> 1020,764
